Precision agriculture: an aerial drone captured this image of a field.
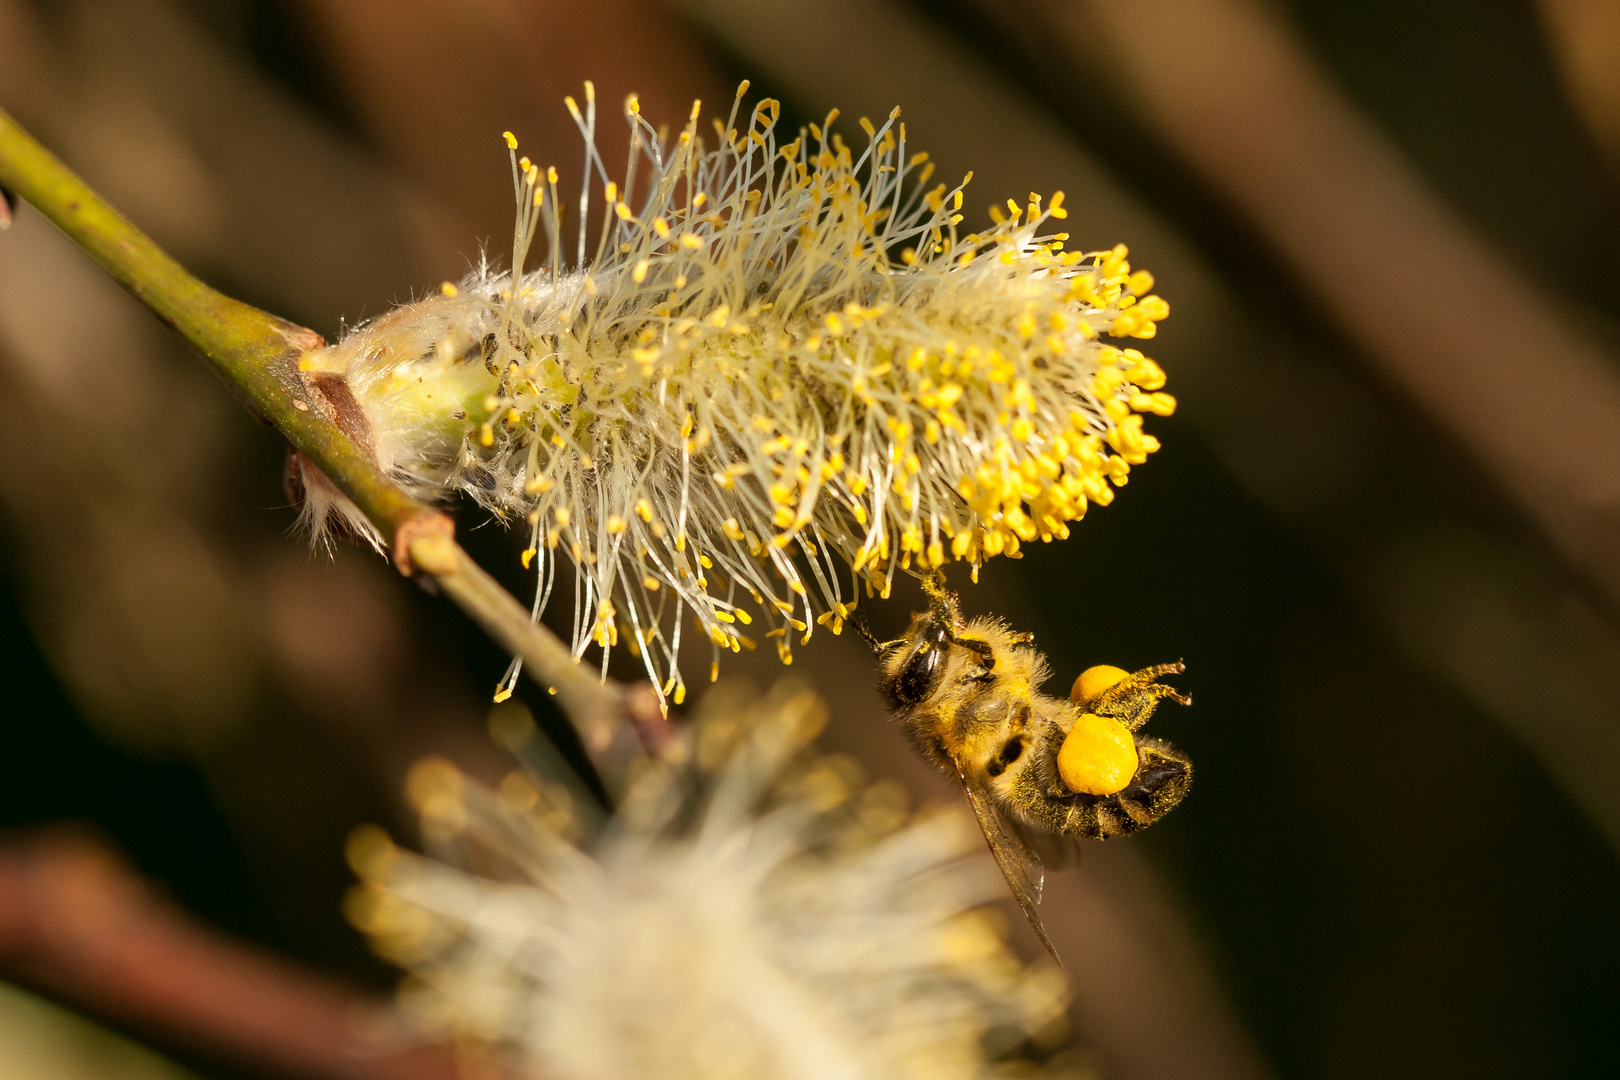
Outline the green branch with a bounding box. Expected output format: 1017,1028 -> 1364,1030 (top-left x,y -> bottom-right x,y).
0,106 -> 645,774
0,107 -> 431,542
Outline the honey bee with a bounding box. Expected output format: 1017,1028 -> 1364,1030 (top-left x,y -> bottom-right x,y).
859,574 -> 1193,962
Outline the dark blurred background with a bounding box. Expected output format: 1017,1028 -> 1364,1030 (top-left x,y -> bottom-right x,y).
3,0 -> 1620,1078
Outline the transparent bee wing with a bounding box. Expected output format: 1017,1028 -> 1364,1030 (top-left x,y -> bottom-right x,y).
956,765 -> 1063,967
1007,815 -> 1083,874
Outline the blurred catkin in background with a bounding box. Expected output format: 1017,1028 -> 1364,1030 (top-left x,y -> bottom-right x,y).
2,1 -> 1620,1079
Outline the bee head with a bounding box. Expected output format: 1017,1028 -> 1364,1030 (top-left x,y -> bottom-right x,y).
876,613 -> 952,709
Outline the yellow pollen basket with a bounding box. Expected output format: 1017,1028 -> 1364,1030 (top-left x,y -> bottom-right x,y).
1057,712 -> 1139,797
1060,664 -> 1137,796
1071,664 -> 1128,707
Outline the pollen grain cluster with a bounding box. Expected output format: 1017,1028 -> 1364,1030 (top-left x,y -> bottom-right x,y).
300,82 -> 1175,703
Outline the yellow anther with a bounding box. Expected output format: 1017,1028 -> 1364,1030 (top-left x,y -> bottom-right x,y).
503,131 -> 518,149
440,281 -> 458,297
1127,356 -> 1167,391
1100,243 -> 1129,278
1135,392 -> 1177,416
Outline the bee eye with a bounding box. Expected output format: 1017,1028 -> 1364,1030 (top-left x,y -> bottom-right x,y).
878,621 -> 951,708
884,644 -> 942,707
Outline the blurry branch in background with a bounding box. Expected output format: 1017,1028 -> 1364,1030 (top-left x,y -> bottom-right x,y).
1044,0 -> 1620,616
0,831 -> 472,1080
0,107 -> 664,785
1538,0 -> 1620,188
292,0 -> 723,249
0,0 -> 466,324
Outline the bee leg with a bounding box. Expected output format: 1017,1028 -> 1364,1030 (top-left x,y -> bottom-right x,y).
1133,659 -> 1188,684
1093,661 -> 1192,732
850,610 -> 882,652
1111,738 -> 1194,831
944,629 -> 998,672
919,571 -> 998,670
920,570 -> 964,623
850,610 -> 909,656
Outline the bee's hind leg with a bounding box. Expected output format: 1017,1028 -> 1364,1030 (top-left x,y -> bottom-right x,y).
1093,661 -> 1193,731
